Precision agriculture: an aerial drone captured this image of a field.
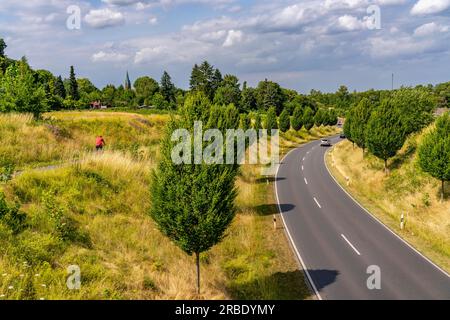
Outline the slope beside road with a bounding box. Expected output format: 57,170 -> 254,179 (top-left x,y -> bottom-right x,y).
275,136 -> 450,300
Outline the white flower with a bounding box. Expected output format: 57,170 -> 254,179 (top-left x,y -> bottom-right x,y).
0,294 -> 5,297
39,297 -> 45,300
35,274 -> 40,277
41,284 -> 47,287
8,286 -> 13,290
2,273 -> 7,277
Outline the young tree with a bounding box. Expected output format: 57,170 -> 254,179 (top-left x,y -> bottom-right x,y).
351,98 -> 373,155
325,109 -> 338,126
239,113 -> 251,131
68,66 -> 79,100
366,100 -> 406,172
314,109 -> 325,127
279,109 -> 291,133
150,98 -> 239,294
344,107 -> 355,146
254,112 -> 262,131
160,71 -> 176,106
265,106 -> 278,132
418,112 -> 450,201
303,107 -> 315,131
291,105 -> 303,131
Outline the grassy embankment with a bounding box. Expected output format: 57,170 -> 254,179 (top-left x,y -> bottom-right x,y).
0,111 -> 337,299
327,128 -> 450,273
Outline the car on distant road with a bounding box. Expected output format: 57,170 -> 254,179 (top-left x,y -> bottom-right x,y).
320,139 -> 331,147
340,133 -> 346,139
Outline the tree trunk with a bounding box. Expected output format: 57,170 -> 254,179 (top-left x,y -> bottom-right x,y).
195,252 -> 200,295
384,159 -> 388,175
362,147 -> 365,158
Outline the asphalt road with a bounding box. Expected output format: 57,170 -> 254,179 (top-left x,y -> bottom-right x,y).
275,135 -> 450,300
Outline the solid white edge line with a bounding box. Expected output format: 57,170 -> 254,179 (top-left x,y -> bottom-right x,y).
313,197 -> 322,209
302,165 -> 304,171
304,178 -> 308,185
276,140 -> 324,300
341,234 -> 361,256
324,141 -> 450,279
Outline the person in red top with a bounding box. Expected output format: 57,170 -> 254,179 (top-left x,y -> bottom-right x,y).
96,136 -> 106,151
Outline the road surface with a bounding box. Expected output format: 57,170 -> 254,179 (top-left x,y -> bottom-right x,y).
275,135 -> 450,300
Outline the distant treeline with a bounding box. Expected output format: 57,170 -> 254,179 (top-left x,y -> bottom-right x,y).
1,37 -> 449,120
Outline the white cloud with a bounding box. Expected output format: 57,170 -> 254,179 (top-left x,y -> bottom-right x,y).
367,36 -> 434,58
92,51 -> 129,62
223,30 -> 243,47
85,9 -> 125,28
337,15 -> 367,31
414,22 -> 449,36
411,0 -> 450,15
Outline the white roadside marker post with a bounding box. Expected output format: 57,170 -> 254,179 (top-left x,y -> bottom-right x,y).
400,213 -> 405,230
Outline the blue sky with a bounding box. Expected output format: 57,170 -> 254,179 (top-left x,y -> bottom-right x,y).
1,0 -> 450,93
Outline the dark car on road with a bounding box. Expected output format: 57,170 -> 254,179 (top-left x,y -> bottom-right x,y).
340,133 -> 346,139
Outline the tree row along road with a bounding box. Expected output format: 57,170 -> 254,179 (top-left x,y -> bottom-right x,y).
275,136 -> 450,300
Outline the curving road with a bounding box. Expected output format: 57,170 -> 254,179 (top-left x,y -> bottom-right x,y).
275,135 -> 450,300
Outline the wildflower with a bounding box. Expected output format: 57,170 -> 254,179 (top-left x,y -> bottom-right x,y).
8,286 -> 13,290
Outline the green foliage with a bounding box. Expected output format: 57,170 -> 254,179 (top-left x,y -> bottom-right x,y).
325,109 -> 338,126
253,113 -> 262,131
279,109 -> 291,133
214,74 -> 241,108
265,107 -> 278,132
256,80 -> 285,114
0,60 -> 48,118
303,107 -> 315,131
314,109 -> 326,126
134,76 -> 159,106
239,113 -> 251,131
160,71 -> 176,107
391,88 -> 435,136
54,76 -> 66,99
68,66 -> 79,101
291,105 -> 303,131
182,91 -> 212,124
190,61 -> 219,100
241,85 -> 257,112
0,38 -> 6,57
0,157 -> 15,182
350,98 -> 373,151
0,192 -> 26,235
150,96 -> 240,292
418,112 -> 450,198
366,100 -> 406,168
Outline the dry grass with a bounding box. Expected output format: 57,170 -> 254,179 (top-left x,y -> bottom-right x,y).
0,111 -> 339,300
327,134 -> 450,273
